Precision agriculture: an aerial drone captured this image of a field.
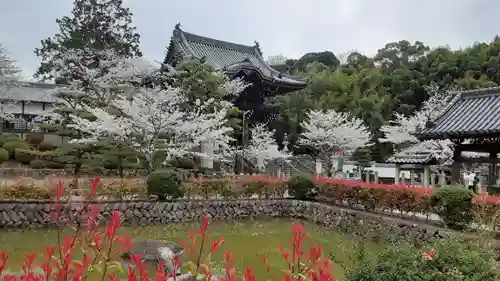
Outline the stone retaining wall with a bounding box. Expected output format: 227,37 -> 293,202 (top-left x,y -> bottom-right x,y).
0,199 -> 450,243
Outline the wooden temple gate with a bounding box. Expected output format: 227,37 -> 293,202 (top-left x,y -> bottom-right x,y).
419,87 -> 500,193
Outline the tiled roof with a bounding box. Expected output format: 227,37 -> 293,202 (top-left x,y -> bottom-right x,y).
386,144 -> 437,164
164,24 -> 307,89
0,82 -> 59,103
420,87 -> 500,139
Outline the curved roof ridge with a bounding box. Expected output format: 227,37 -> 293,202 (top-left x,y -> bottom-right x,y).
451,86 -> 500,97
174,24 -> 256,54
164,24 -> 308,91
419,86 -> 500,140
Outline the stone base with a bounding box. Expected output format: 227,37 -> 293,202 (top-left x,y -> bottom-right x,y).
0,200 -> 450,244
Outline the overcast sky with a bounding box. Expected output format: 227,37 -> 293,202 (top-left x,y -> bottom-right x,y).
0,0 -> 498,80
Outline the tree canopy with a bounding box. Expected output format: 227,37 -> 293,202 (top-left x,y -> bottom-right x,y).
269,37 -> 500,161
33,0 -> 142,83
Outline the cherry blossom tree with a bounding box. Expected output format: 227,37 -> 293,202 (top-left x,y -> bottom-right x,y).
64,53 -> 247,171
0,100 -> 17,123
379,83 -> 458,164
0,44 -> 24,128
244,123 -> 291,172
299,108 -> 371,175
380,82 -> 458,145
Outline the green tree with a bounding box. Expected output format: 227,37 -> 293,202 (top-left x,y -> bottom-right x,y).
272,35 -> 500,162
35,90 -> 102,187
293,51 -> 340,72
33,0 -> 142,82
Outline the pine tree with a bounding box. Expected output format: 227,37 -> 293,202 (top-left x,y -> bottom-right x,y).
0,43 -> 21,84
35,90 -> 102,187
33,0 -> 142,82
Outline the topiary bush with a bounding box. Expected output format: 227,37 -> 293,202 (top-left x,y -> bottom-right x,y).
172,157 -> 196,170
29,159 -> 47,169
0,148 -> 8,164
2,140 -> 30,158
46,161 -> 65,169
0,134 -> 20,146
146,170 -> 184,200
430,186 -> 474,229
25,133 -> 44,147
38,141 -> 56,152
287,175 -> 317,200
14,150 -> 36,164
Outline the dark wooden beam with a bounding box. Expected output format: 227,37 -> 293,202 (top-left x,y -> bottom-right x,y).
456,143 -> 500,153
456,156 -> 500,164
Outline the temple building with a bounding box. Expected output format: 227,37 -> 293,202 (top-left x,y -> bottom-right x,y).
418,87 -> 500,193
163,24 -> 308,122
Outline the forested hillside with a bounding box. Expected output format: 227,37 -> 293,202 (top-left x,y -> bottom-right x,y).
268,37 -> 500,161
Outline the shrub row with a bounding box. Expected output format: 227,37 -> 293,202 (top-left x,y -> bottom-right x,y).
0,177 -> 147,200
183,176 -> 500,228
2,173 -> 500,228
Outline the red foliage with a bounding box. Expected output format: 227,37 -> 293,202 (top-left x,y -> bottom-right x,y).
0,177 -> 336,281
192,175 -> 500,222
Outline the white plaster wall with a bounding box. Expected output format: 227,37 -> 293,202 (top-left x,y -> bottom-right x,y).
24,102 -> 47,115
2,101 -> 23,114
2,101 -> 47,115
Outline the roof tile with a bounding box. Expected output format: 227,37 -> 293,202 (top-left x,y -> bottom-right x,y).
420,87 -> 500,139
165,25 -> 307,88
0,82 -> 59,103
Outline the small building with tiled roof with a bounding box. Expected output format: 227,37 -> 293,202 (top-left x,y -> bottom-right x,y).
418,87 -> 500,187
0,82 -> 63,144
386,144 -> 440,166
163,24 -> 308,122
386,143 -> 442,187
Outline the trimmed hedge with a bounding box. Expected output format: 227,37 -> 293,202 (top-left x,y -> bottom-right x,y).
1,173 -> 499,228
0,148 -> 8,163
146,170 -> 184,200
185,176 -> 500,227
430,186 -> 474,229
2,140 -> 30,158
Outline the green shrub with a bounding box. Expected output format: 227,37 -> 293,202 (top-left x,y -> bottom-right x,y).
101,156 -> 118,170
0,148 -> 8,163
0,134 -> 21,146
14,150 -> 36,164
430,186 -> 474,229
29,159 -> 47,169
2,140 -> 30,158
46,161 -> 65,169
38,141 -> 56,152
172,157 -> 196,169
345,237 -> 499,281
25,133 -> 44,147
287,175 -> 317,200
146,170 -> 184,200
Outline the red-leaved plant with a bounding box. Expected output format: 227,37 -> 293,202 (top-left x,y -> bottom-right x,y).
0,176 -> 336,281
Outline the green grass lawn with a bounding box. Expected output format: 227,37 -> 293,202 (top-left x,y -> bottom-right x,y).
0,218 -> 386,280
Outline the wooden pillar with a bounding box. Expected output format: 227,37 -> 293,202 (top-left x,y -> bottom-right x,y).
451,147 -> 462,184
374,171 -> 379,183
315,158 -> 322,178
423,165 -> 430,188
395,165 -> 401,184
439,171 -> 447,187
365,169 -> 370,183
489,152 -> 497,186
430,173 -> 436,187
409,171 -> 416,185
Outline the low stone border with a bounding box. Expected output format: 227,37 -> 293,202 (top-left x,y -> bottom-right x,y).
0,199 -> 453,244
